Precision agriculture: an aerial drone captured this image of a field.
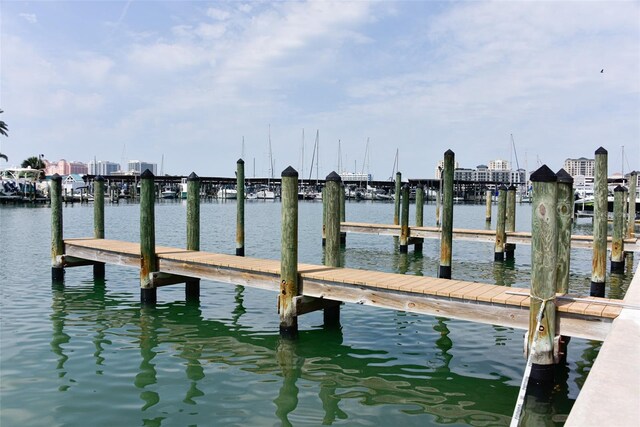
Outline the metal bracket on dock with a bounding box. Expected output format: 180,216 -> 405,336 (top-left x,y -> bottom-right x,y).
293,295 -> 342,316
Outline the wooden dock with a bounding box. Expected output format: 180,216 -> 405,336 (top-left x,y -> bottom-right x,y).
63,237 -> 623,341
340,221 -> 640,251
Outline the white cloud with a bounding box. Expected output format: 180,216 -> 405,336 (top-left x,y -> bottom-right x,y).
19,13 -> 37,24
206,7 -> 231,21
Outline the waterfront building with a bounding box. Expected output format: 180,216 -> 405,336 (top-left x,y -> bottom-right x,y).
564,157 -> 595,177
45,159 -> 88,176
88,160 -> 120,176
489,159 -> 510,171
128,160 -> 157,175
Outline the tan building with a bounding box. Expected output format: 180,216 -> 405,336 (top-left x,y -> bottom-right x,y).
563,157 -> 595,177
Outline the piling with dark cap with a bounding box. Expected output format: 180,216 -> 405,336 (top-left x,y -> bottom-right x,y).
414,183 -> 424,252
51,174 -> 64,281
628,171 -> 637,239
236,159 -> 245,256
279,166 -> 299,338
438,150 -> 454,279
591,147 -> 608,297
324,172 -> 342,326
93,176 -> 106,278
505,185 -> 517,260
140,169 -> 158,303
399,184 -> 410,253
611,185 -> 626,273
394,172 -> 402,227
186,172 -> 201,299
556,169 -> 574,294
340,184 -> 346,245
494,185 -> 507,262
528,165 -> 558,383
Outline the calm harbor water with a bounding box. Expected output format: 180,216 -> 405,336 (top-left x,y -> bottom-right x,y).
0,200 -> 634,426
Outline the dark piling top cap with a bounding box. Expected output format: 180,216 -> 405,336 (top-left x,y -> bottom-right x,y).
95,175 -> 105,182
395,171 -> 401,177
187,172 -> 199,181
595,146 -> 607,155
237,158 -> 244,164
508,185 -> 517,191
614,185 -> 627,192
530,165 -> 557,183
281,166 -> 298,178
444,149 -> 455,157
403,183 -> 410,189
326,171 -> 341,182
52,173 -> 61,182
498,184 -> 508,191
416,183 -> 424,189
141,169 -> 155,179
556,168 -> 573,184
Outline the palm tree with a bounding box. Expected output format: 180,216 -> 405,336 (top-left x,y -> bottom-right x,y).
21,156 -> 46,170
0,109 -> 8,162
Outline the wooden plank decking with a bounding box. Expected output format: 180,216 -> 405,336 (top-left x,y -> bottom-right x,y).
341,221 -> 640,251
63,238 -> 624,341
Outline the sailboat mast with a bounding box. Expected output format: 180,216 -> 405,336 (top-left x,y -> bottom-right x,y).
301,129 -> 305,184
316,130 -> 320,184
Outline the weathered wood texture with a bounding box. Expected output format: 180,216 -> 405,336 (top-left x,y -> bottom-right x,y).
51,175 -> 64,275
611,186 -> 626,272
325,173 -> 341,267
140,170 -> 157,289
485,189 -> 492,223
556,170 -> 574,294
591,147 -> 608,296
187,173 -> 200,251
236,159 -> 245,256
394,172 -> 401,226
400,184 -> 410,252
529,166 -> 558,367
280,167 -> 299,336
62,237 -> 622,341
93,176 -> 105,239
495,186 -> 507,261
628,171 -> 637,239
439,150 -> 454,279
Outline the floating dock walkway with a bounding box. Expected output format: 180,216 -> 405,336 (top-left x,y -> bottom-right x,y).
63,237 -> 622,341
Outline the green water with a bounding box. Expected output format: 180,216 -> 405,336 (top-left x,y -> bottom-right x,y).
0,200 -> 633,426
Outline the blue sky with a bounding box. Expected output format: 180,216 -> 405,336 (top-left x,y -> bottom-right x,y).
1,1 -> 638,179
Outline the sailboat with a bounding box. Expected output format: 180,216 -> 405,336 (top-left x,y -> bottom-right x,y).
255,126 -> 275,199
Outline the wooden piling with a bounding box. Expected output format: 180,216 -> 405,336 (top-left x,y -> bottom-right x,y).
438,150 -> 454,279
611,186 -> 626,273
400,183 -> 410,253
394,172 -> 401,227
186,172 -> 201,299
528,165 -> 558,382
628,171 -> 637,239
324,172 -> 342,326
340,184 -> 346,245
140,169 -> 157,303
436,175 -> 442,227
494,185 -> 507,261
93,176 -> 106,278
236,159 -> 245,256
485,189 -> 492,223
279,166 -> 299,338
322,187 -> 327,246
414,183 -> 424,252
556,169 -> 574,294
51,174 -> 64,281
591,147 -> 608,297
505,185 -> 517,260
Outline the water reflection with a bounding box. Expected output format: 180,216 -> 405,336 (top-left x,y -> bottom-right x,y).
48,279 -> 520,425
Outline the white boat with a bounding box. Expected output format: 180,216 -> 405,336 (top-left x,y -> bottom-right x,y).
161,186 -> 178,199
179,178 -> 188,199
217,187 -> 238,199
0,167 -> 46,200
254,187 -> 275,199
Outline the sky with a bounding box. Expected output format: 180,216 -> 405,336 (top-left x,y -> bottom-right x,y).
1,0 -> 638,180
